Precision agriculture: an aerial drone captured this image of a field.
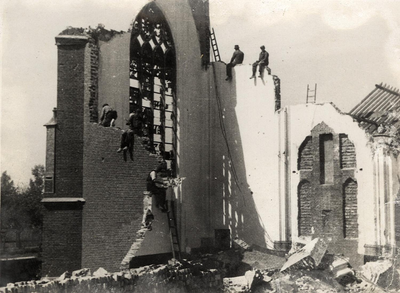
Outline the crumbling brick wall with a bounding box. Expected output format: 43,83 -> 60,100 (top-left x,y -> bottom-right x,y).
340,134 -> 356,169
82,123 -> 161,272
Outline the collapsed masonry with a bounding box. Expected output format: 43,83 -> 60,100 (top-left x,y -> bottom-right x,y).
4,237 -> 400,293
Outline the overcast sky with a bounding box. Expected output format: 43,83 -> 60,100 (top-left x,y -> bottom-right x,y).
1,0 -> 400,186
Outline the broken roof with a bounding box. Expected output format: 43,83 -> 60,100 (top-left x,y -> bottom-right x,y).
348,83 -> 400,135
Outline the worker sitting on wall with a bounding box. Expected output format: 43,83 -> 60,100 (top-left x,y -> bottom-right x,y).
225,45 -> 244,81
250,45 -> 270,79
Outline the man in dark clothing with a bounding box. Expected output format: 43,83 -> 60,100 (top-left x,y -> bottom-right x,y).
117,108 -> 142,160
147,161 -> 169,212
99,104 -> 115,127
226,45 -> 244,81
250,45 -> 269,79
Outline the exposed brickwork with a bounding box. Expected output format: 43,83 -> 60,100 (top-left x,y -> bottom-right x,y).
41,205 -> 83,276
298,123 -> 358,250
120,191 -> 153,270
82,123 -> 160,272
298,181 -> 312,236
340,134 -> 356,169
343,179 -> 358,238
54,42 -> 87,198
42,37 -> 89,276
298,136 -> 313,170
88,42 -> 99,123
273,75 -> 281,111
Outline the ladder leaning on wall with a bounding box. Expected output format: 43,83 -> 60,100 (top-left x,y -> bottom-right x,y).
166,201 -> 181,259
306,84 -> 317,103
209,28 -> 221,62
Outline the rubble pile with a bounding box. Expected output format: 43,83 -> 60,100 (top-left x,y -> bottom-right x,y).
2,238 -> 400,292
222,238 -> 400,292
1,259 -> 223,293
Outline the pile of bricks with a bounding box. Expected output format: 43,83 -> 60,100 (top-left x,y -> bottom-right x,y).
1,259 -> 223,293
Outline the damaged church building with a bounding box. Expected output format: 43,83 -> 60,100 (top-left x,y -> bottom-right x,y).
41,0 -> 400,276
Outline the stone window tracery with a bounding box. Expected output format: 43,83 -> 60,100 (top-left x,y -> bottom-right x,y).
130,3 -> 177,173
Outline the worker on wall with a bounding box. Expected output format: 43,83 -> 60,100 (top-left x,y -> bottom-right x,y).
99,103 -> 118,127
117,108 -> 142,161
250,45 -> 271,79
225,45 -> 244,81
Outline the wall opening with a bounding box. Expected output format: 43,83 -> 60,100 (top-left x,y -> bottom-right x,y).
343,178 -> 358,238
319,133 -> 333,184
130,3 -> 177,174
298,180 -> 312,236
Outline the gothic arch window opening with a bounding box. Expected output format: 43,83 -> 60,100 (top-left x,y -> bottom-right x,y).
343,178 -> 358,239
130,3 -> 177,175
298,180 -> 312,237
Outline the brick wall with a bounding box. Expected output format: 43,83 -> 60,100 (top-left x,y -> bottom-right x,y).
54,40 -> 87,197
42,36 -> 89,276
88,42 -> 99,123
298,136 -> 313,170
340,134 -> 356,169
82,123 -> 160,272
343,179 -> 358,238
298,123 -> 358,247
41,205 -> 83,276
298,181 -> 312,236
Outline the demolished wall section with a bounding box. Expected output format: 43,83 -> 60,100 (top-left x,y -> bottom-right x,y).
82,124 -> 163,272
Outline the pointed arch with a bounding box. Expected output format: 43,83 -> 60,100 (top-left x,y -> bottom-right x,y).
130,2 -> 177,174
298,180 -> 312,236
343,178 -> 358,238
298,136 -> 313,171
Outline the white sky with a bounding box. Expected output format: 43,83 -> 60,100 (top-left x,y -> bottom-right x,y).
1,0 -> 400,186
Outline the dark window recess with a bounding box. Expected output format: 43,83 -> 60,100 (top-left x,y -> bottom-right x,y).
298,181 -> 312,236
320,134 -> 334,184
44,177 -> 54,193
343,179 -> 358,238
215,229 -> 231,250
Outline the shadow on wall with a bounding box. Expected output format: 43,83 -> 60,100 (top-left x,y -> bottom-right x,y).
211,62 -> 268,249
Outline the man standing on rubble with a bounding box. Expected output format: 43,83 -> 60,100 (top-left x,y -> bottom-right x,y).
250,45 -> 270,79
226,45 -> 244,81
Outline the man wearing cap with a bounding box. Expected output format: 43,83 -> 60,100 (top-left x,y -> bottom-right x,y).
250,45 -> 269,79
226,45 -> 244,81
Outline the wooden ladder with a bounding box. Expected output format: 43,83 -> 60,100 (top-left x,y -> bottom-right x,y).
306,84 -> 317,103
166,201 -> 181,259
210,28 -> 221,62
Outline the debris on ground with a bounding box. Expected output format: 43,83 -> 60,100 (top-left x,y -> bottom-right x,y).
281,238 -> 328,272
360,258 -> 400,291
2,237 -> 400,292
329,255 -> 357,286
